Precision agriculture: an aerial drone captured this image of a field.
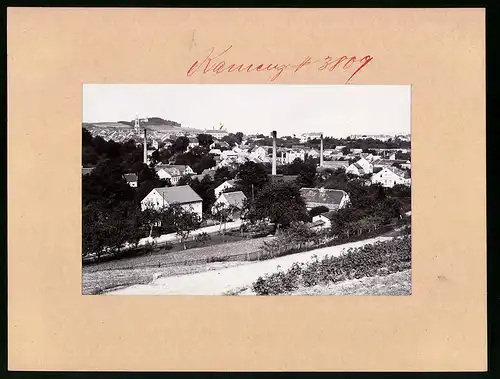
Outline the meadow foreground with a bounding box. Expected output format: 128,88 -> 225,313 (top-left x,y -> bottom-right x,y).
105,236 -> 393,295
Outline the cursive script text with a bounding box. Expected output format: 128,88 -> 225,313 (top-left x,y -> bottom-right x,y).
187,46 -> 373,83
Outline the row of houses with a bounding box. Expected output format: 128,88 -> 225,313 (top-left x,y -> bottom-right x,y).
320,156 -> 411,188
140,180 -> 351,224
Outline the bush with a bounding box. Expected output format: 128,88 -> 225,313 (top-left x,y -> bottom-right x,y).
252,236 -> 411,295
206,255 -> 230,263
195,232 -> 211,245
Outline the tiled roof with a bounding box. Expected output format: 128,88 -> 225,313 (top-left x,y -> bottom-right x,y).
320,211 -> 337,220
321,161 -> 349,168
220,191 -> 247,208
169,164 -> 192,172
300,188 -> 347,208
154,185 -> 202,204
155,166 -> 182,176
386,166 -> 410,178
269,174 -> 298,183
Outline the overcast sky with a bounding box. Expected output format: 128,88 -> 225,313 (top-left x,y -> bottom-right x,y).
83,84 -> 411,137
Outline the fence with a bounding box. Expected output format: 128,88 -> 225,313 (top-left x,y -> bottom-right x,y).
100,222 -> 402,271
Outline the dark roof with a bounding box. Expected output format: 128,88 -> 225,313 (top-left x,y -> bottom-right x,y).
153,185 -> 202,204
319,211 -> 337,220
373,159 -> 407,166
269,174 -> 298,183
300,188 -> 347,208
123,173 -> 138,182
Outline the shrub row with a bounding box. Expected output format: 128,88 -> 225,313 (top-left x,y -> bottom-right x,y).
252,235 -> 411,295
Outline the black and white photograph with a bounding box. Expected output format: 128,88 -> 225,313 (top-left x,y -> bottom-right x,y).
82,84 -> 412,296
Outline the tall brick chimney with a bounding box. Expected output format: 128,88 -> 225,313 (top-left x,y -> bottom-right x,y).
143,128 -> 148,164
320,132 -> 324,167
271,130 -> 277,175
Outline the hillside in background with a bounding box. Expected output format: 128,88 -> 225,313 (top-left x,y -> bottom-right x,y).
117,117 -> 182,128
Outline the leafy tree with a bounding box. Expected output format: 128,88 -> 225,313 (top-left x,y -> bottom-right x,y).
250,181 -> 309,229
82,159 -> 135,210
178,175 -> 193,186
214,166 -> 235,185
191,176 -> 216,212
82,202 -> 108,261
197,134 -> 214,148
82,128 -> 94,146
236,161 -> 269,197
140,203 -> 164,238
212,202 -> 239,235
170,204 -> 202,249
172,136 -> 190,153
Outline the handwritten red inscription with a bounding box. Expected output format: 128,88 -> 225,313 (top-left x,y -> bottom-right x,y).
187,46 -> 373,83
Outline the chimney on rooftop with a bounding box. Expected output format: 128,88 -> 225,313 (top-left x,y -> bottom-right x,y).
143,128 -> 148,164
320,133 -> 324,167
271,130 -> 277,175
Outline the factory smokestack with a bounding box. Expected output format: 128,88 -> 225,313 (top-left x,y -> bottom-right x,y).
271,130 -> 277,176
143,128 -> 148,164
320,133 -> 324,167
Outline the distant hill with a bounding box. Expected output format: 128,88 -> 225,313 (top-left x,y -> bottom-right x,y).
117,117 -> 182,128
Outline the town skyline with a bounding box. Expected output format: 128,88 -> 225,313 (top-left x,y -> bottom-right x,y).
83,84 -> 411,138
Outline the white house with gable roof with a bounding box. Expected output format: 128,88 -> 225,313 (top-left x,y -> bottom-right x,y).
141,185 -> 203,220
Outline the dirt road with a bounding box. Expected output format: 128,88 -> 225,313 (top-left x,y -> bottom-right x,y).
136,220 -> 243,246
106,236 -> 392,296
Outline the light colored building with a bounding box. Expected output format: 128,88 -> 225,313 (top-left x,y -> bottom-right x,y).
345,157 -> 373,176
307,149 -> 320,159
250,146 -> 268,160
169,165 -> 195,175
209,148 -> 222,156
154,164 -> 193,185
123,173 -> 138,188
300,132 -> 323,143
155,166 -> 183,185
221,150 -> 238,160
285,150 -> 306,164
311,211 -> 336,231
214,179 -> 236,199
371,167 -> 411,188
204,129 -> 229,139
212,190 -> 247,218
318,160 -> 349,171
299,188 -> 350,211
141,185 -> 203,220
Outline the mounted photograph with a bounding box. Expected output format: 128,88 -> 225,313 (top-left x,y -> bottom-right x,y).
82,84 -> 412,296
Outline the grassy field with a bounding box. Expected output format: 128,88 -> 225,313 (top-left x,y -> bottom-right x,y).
83,228 -> 405,296
83,261 -> 254,295
82,236 -> 272,294
84,235 -> 273,272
